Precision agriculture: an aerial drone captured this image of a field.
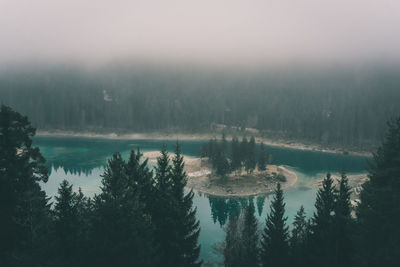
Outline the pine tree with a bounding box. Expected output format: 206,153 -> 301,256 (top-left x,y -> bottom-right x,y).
241,202 -> 259,267
125,149 -> 153,212
53,180 -> 79,266
290,206 -> 308,266
0,105 -> 51,266
356,117 -> 400,267
245,137 -> 257,174
171,143 -> 202,267
230,137 -> 242,174
215,150 -> 230,177
309,173 -> 336,266
332,171 -> 353,267
74,187 -> 92,267
258,142 -> 267,171
261,183 -> 289,267
240,137 -> 249,167
152,146 -> 176,266
90,152 -> 155,267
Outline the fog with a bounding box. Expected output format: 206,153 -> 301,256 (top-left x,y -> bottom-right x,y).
1,0 -> 400,66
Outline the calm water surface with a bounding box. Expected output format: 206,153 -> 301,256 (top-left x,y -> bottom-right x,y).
34,136 -> 369,264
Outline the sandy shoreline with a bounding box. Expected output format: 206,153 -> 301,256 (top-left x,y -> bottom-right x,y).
37,130 -> 371,157
186,165 -> 298,197
143,151 -> 298,197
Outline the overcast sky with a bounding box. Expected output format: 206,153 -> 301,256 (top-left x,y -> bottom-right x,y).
1,0 -> 400,66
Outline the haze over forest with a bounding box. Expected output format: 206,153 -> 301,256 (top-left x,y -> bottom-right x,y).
1,1 -> 400,150
2,1 -> 400,267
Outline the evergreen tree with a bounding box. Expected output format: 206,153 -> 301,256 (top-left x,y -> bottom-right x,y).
258,142 -> 267,171
230,137 -> 242,174
125,149 -> 154,211
74,187 -> 92,266
356,117 -> 400,267
309,173 -> 336,266
332,171 -> 353,267
240,137 -> 249,167
241,202 -> 259,267
215,149 -> 230,177
53,180 -> 79,266
152,146 -> 176,266
0,105 -> 51,267
90,152 -> 155,267
261,183 -> 289,267
245,137 -> 256,174
171,143 -> 202,267
289,206 -> 308,266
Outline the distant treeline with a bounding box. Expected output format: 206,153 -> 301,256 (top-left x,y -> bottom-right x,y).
1,64 -> 400,148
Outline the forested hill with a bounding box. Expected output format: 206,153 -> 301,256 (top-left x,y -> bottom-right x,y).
1,63 -> 400,148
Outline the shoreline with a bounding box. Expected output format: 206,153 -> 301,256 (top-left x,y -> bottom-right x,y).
187,165 -> 298,197
36,130 -> 372,157
142,151 -> 298,197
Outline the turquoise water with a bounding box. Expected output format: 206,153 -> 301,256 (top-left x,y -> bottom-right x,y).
34,136 -> 370,264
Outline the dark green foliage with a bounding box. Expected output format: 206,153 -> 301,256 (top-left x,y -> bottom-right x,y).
230,137 -> 242,174
240,137 -> 249,166
215,150 -> 230,177
245,137 -> 257,174
309,173 -> 336,266
356,118 -> 400,267
125,149 -> 154,211
261,183 -> 289,267
171,143 -> 202,267
289,206 -> 309,266
90,152 -> 156,267
151,145 -> 202,267
241,202 -> 259,267
2,65 -> 400,148
53,180 -> 79,265
332,171 -> 354,267
203,136 -> 259,177
258,142 -> 267,171
0,105 -> 51,267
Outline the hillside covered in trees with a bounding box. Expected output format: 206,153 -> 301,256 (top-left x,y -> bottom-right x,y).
1,63 -> 400,149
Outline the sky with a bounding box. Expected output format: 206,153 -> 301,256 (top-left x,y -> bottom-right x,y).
1,0 -> 400,66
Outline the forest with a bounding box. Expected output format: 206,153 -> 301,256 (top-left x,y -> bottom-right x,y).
1,105 -> 400,267
1,63 -> 400,150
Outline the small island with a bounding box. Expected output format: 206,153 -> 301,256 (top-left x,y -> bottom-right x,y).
186,160 -> 298,197
143,135 -> 299,197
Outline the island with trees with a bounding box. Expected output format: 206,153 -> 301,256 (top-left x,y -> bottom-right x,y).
184,135 -> 298,196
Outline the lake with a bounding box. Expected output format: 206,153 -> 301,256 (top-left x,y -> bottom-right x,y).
34,136 -> 370,264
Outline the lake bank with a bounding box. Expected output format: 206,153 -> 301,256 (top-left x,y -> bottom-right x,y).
143,151 -> 298,197
35,136 -> 370,263
37,130 -> 372,157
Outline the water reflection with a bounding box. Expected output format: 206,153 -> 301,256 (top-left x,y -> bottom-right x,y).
208,195 -> 264,227
34,136 -> 370,263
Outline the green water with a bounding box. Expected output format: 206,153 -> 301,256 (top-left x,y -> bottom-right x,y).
34,136 -> 370,264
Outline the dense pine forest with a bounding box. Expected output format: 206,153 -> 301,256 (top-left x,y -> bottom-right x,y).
1,63 -> 400,149
1,105 -> 400,267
